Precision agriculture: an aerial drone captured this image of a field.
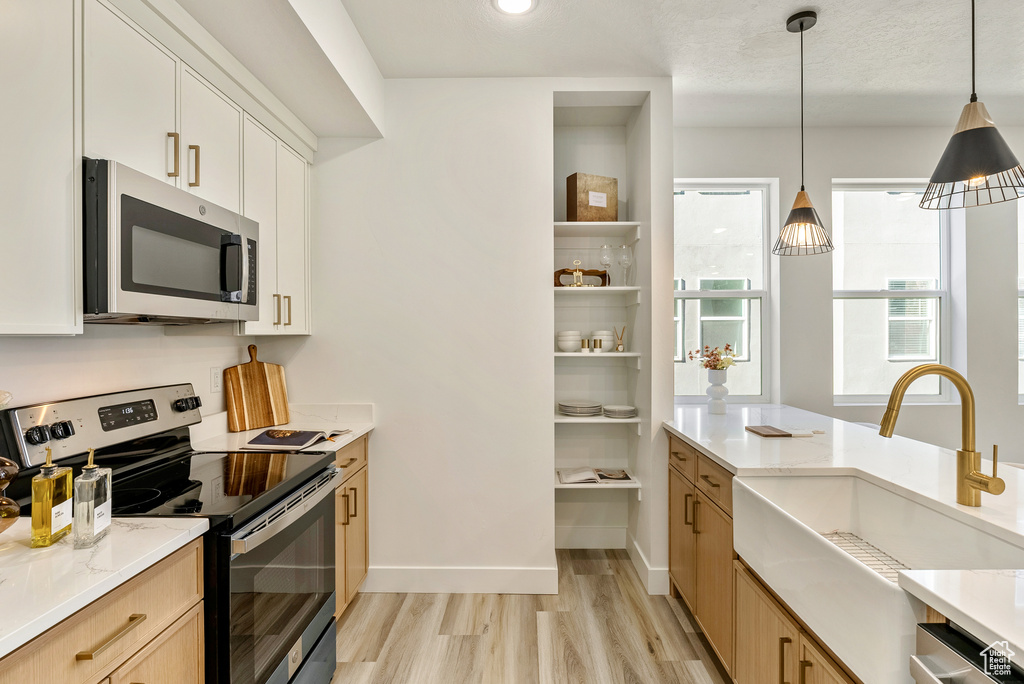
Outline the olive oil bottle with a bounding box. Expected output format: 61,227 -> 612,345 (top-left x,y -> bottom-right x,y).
31,447 -> 73,547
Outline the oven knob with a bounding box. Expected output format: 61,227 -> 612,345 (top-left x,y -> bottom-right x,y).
190,396 -> 202,410
50,421 -> 75,440
173,398 -> 190,412
25,425 -> 51,445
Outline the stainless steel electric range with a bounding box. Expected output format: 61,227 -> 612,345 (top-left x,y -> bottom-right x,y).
2,384 -> 338,684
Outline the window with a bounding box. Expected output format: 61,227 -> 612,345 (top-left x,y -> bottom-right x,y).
1018,203 -> 1024,398
833,186 -> 950,403
673,182 -> 771,400
886,279 -> 938,361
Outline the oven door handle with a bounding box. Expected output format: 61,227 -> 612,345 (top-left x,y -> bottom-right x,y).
231,470 -> 339,555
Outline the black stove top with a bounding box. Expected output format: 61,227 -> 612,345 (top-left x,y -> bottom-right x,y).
8,426 -> 334,532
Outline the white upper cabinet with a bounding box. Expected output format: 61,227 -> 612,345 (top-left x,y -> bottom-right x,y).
0,0 -> 80,334
83,0 -> 177,183
275,144 -> 310,334
241,117 -> 279,334
180,68 -> 242,212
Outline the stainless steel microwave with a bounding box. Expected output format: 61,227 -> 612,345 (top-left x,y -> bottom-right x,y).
83,159 -> 258,324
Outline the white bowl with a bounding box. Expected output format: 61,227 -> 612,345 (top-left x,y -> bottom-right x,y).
591,330 -> 613,336
557,331 -> 582,337
557,340 -> 579,352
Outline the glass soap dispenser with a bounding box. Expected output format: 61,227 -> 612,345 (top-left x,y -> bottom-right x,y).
31,447 -> 73,548
74,448 -> 112,548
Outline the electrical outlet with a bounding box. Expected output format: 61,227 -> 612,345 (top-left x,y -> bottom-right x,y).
210,367 -> 222,393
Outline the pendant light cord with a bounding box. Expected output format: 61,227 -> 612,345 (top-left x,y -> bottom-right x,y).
971,0 -> 977,102
800,20 -> 805,191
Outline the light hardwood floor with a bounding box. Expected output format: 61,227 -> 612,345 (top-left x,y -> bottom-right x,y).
333,549 -> 728,684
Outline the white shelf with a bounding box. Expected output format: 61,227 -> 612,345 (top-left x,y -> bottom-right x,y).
554,221 -> 640,238
554,413 -> 641,424
554,286 -> 640,294
554,468 -> 641,489
554,352 -> 640,358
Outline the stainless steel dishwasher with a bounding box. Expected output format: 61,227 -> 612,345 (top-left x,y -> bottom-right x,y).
912,623 -> 1023,683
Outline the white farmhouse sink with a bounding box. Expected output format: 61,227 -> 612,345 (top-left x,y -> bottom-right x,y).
733,475 -> 1024,684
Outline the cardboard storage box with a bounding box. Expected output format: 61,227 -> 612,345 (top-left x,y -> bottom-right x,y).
567,173 -> 618,221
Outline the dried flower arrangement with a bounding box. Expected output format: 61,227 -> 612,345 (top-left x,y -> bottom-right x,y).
687,344 -> 736,371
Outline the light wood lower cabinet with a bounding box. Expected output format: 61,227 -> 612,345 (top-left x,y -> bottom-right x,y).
668,438 -> 735,675
0,539 -> 203,684
734,561 -> 854,684
335,435 -> 370,618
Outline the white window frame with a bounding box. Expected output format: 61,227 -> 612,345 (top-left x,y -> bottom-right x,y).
885,278 -> 939,362
673,180 -> 773,403
832,182 -> 952,406
697,278 -> 752,362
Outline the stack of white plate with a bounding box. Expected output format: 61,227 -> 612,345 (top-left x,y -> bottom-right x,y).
557,400 -> 603,416
557,330 -> 582,352
603,405 -> 637,419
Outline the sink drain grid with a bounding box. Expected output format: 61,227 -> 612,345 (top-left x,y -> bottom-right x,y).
821,531 -> 909,583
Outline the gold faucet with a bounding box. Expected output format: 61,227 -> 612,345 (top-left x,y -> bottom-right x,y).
878,363 -> 1005,507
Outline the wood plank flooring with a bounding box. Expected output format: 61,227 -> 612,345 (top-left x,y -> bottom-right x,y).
333,549 -> 728,684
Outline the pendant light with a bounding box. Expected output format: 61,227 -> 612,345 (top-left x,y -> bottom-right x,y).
773,11 -> 834,257
920,0 -> 1024,210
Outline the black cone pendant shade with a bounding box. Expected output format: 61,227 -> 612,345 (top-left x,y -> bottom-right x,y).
772,10 -> 833,257
920,0 -> 1024,210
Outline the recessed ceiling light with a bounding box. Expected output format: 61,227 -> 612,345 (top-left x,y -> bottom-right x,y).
495,0 -> 535,14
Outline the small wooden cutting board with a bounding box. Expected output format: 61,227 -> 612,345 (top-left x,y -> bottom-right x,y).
224,344 -> 290,433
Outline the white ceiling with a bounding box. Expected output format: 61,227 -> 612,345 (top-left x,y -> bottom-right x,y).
338,0 -> 1024,127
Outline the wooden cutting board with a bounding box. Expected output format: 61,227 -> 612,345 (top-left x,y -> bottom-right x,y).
224,344 -> 290,432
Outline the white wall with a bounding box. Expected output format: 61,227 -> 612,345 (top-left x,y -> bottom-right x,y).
0,327 -> 252,411
674,125 -> 1024,462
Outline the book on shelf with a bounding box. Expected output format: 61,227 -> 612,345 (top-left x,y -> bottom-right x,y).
557,467 -> 632,485
245,428 -> 353,451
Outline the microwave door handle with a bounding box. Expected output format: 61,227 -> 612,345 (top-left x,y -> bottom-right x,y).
239,237 -> 250,304
219,234 -> 243,303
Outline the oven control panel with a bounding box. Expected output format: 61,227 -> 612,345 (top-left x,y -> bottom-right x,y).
1,384 -> 203,468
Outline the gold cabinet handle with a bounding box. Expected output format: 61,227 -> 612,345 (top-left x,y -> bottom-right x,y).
798,660 -> 811,684
339,457 -> 357,468
778,637 -> 792,684
341,493 -> 350,526
671,451 -> 686,462
167,132 -> 180,178
273,294 -> 282,325
284,295 -> 292,326
76,613 -> 147,660
693,499 -> 700,534
188,144 -> 200,187
349,485 -> 358,518
700,474 -> 720,489
683,493 -> 693,526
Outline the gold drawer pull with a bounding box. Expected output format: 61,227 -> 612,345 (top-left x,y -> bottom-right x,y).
339,457 -> 357,468
671,451 -> 687,461
798,660 -> 811,684
167,132 -> 179,177
350,485 -> 358,518
693,499 -> 701,534
683,493 -> 692,526
284,295 -> 293,326
188,144 -> 200,187
341,493 -> 350,526
76,613 -> 147,661
273,294 -> 282,325
700,474 -> 721,489
778,637 -> 792,684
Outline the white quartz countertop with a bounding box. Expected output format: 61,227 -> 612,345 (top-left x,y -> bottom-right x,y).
0,516 -> 208,659
663,404 -> 1024,549
190,403 -> 374,455
899,569 -> 1024,668
665,403 -> 1024,673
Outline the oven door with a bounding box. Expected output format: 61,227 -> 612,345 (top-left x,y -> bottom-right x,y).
226,473 -> 336,684
85,159 -> 258,322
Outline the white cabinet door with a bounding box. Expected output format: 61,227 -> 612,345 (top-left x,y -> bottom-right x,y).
241,117 -> 279,334
181,68 -> 241,212
83,0 -> 177,183
276,144 -> 310,334
0,0 -> 80,334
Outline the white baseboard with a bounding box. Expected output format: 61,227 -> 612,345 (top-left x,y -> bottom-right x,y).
555,525 -> 627,549
627,534 -> 670,595
361,564 -> 558,594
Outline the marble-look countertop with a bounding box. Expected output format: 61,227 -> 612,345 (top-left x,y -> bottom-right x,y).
190,403 -> 374,456
899,569 -> 1024,668
0,516 -> 208,659
665,403 -> 1024,671
663,404 -> 1024,549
